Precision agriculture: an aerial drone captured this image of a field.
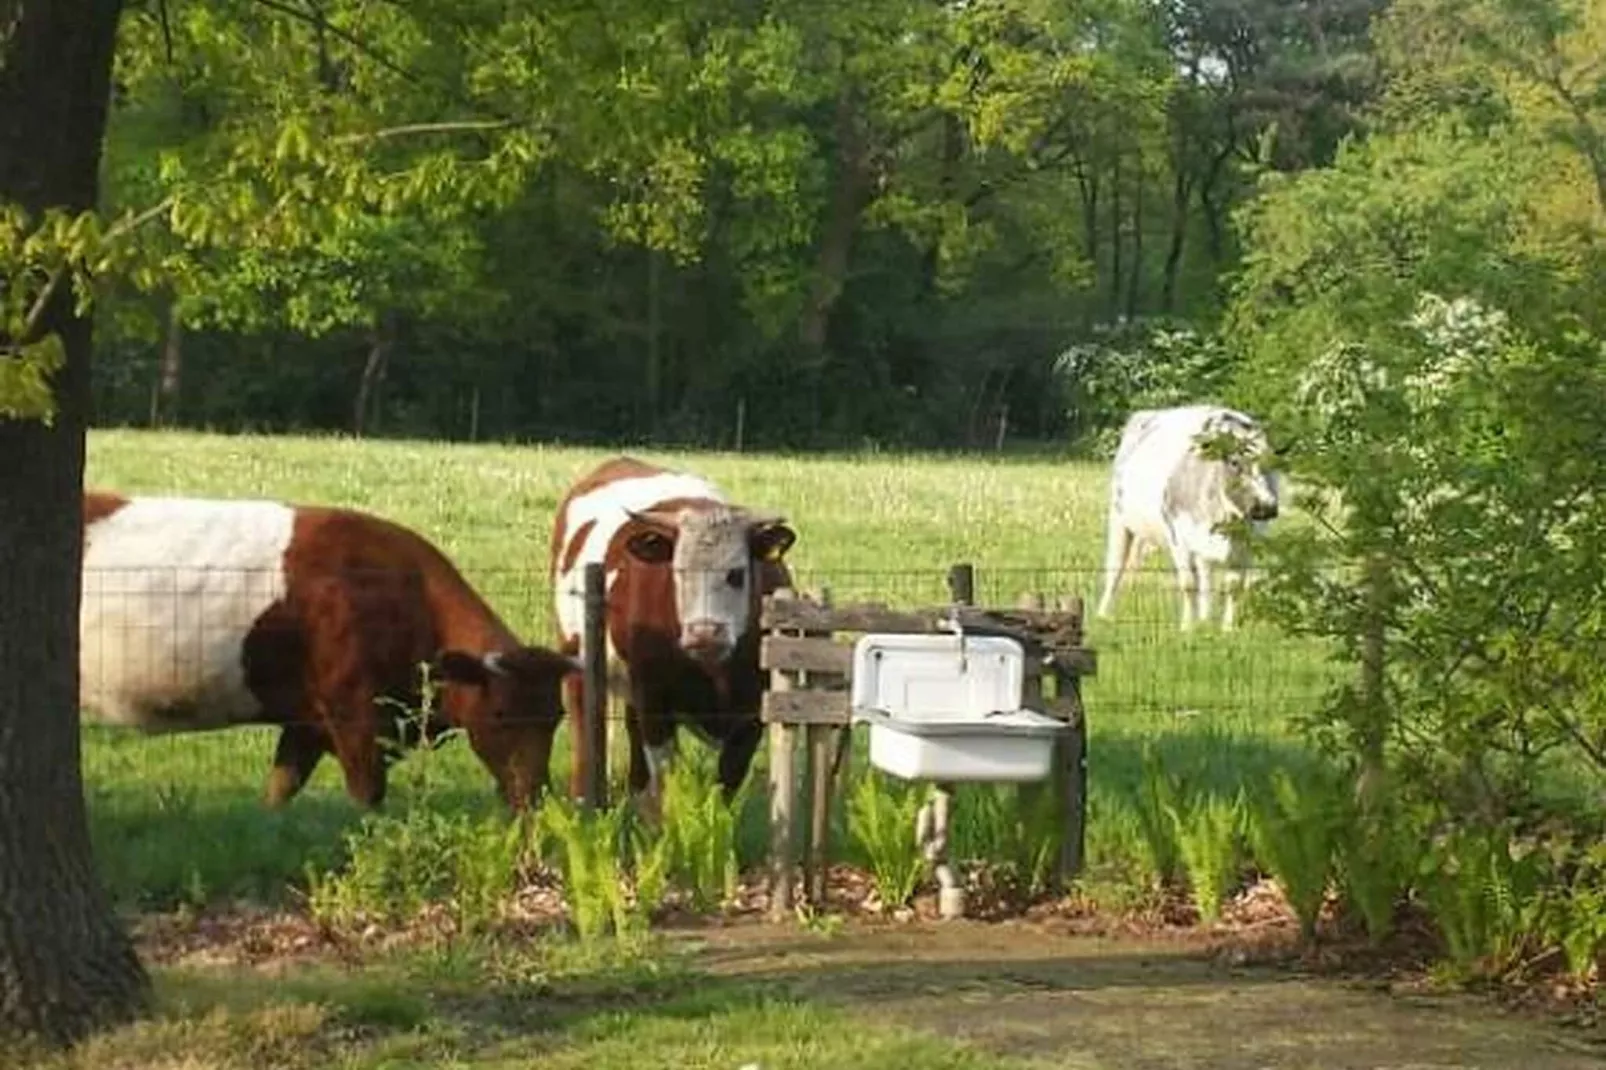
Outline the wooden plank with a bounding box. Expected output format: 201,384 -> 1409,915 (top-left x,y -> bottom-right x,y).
1049,647 -> 1098,677
762,689 -> 851,726
760,634 -> 852,676
763,597 -> 935,634
762,596 -> 1086,647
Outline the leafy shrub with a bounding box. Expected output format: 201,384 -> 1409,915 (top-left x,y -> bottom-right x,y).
306,808 -> 530,933
1053,321 -> 1239,454
306,680 -> 531,933
846,771 -> 927,909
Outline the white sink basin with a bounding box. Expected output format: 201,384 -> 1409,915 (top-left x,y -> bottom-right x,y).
849,632 -> 1065,782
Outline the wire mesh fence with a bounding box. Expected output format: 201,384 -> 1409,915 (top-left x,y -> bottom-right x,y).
76,559 -> 1348,797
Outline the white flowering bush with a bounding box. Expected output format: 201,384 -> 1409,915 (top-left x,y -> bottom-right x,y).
1053,321 -> 1238,454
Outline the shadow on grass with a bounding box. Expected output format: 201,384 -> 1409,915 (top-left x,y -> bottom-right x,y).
38,931 -> 1597,1070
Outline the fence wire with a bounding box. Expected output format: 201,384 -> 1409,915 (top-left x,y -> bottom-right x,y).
77,561 -> 1347,796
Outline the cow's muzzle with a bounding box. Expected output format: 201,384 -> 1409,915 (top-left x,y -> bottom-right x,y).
1248,502 -> 1279,521
681,620 -> 734,664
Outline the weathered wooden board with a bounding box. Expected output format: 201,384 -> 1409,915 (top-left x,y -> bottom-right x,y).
760,635 -> 853,675
762,689 -> 852,726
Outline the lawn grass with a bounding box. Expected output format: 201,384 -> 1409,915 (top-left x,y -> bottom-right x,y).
81,428 -> 1349,909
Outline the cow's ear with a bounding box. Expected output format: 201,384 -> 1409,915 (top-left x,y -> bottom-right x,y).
498,646 -> 584,682
750,520 -> 796,563
435,650 -> 492,687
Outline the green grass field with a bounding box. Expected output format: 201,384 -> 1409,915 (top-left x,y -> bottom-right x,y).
81,428 -> 1347,909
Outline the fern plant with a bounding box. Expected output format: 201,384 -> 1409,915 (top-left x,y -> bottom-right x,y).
951,784 -> 1063,899
1133,745 -> 1184,889
846,771 -> 926,909
1164,790 -> 1244,924
1245,768 -> 1344,940
1332,791 -> 1417,946
537,796 -> 644,941
654,752 -> 744,911
1418,822 -> 1546,981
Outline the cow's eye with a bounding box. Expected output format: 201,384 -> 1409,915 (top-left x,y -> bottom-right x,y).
726,568 -> 746,589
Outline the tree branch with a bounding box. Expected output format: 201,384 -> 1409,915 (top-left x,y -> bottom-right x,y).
329,119 -> 517,146
13,196 -> 175,346
247,0 -> 418,89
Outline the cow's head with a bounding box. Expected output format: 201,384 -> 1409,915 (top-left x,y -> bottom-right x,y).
1200,414 -> 1281,523
435,645 -> 582,806
623,505 -> 797,665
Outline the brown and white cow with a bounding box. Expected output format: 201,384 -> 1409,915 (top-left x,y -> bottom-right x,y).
80,492 -> 579,810
549,457 -> 797,803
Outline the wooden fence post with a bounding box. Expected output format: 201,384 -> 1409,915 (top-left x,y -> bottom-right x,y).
1056,598 -> 1088,885
767,592 -> 797,919
947,562 -> 975,607
580,562 -> 609,810
804,587 -> 836,906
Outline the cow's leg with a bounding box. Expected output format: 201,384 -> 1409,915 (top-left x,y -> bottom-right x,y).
324,710 -> 387,808
1194,558 -> 1214,628
716,718 -> 763,802
1221,566 -> 1244,631
563,664 -> 586,801
1096,515 -> 1135,620
1164,535 -> 1198,630
624,698 -> 650,796
639,698 -> 678,810
264,723 -> 325,808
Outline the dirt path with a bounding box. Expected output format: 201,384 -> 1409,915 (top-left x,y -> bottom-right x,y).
694,921 -> 1606,1070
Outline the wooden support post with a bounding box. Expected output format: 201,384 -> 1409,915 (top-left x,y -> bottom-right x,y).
580,562 -> 609,811
947,562 -> 975,606
803,586 -> 836,907
806,725 -> 832,904
767,594 -> 798,919
1055,594 -> 1088,886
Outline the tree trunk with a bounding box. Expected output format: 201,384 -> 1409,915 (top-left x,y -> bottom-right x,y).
1108,150 -> 1123,322
153,298 -> 183,426
353,312 -> 394,436
1160,167 -> 1192,314
1125,168 -> 1144,320
797,93 -> 871,357
0,0 -> 149,1048
644,248 -> 661,430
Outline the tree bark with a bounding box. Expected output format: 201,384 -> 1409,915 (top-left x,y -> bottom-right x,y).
0,0 -> 149,1047
1160,166 -> 1192,314
1108,151 -> 1123,322
797,93 -> 872,357
153,297 -> 183,426
353,311 -> 394,436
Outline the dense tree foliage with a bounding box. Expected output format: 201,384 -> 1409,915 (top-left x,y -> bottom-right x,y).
69,0 -> 1384,449
1232,0 -> 1606,980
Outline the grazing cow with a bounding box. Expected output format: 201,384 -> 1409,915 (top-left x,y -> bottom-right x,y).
550,456 -> 798,803
1095,405 -> 1282,631
80,492 -> 580,810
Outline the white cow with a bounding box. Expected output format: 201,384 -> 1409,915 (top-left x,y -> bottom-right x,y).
1095,404 -> 1282,631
